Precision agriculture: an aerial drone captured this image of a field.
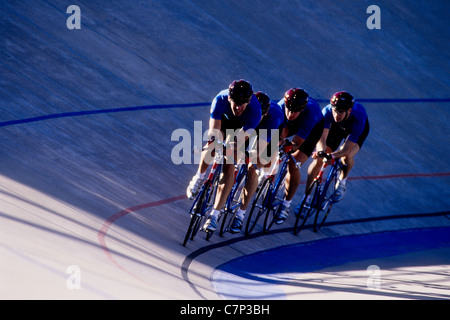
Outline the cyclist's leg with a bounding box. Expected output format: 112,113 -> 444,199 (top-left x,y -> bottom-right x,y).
306,120 -> 344,190
284,151 -> 305,201
186,146 -> 212,199
240,164 -> 258,211
273,153 -> 302,224
204,128 -> 242,231
231,143 -> 276,232
332,120 -> 369,201
204,163 -> 235,229
333,139 -> 363,201
239,136 -> 272,212
241,141 -> 277,209
338,119 -> 369,180
339,145 -> 357,179
186,126 -> 225,199
300,118 -> 325,192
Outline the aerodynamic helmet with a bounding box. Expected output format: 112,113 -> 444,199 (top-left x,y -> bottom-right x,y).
228,79 -> 253,105
330,91 -> 355,110
255,91 -> 271,115
284,88 -> 309,112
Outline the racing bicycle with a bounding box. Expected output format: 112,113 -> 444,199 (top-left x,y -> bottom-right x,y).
182,140 -> 225,246
245,141 -> 298,235
218,160 -> 249,236
293,151 -> 344,235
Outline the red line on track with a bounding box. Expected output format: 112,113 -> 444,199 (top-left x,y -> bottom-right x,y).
97,195 -> 186,282
349,172 -> 450,181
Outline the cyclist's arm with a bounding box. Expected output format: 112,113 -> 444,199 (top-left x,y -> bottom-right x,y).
207,118 -> 224,142
317,128 -> 330,152
331,139 -> 359,159
219,127 -> 255,161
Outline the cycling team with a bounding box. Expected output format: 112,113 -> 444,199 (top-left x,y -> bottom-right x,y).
186,79 -> 370,234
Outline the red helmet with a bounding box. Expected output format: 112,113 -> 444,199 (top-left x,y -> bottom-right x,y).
255,91 -> 271,114
228,79 -> 253,105
284,88 -> 309,112
330,91 -> 355,110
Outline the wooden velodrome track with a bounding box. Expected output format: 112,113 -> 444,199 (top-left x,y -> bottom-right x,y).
1,1 -> 449,299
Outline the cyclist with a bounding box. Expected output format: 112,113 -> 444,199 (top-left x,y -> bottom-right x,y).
273,88 -> 324,225
229,91 -> 284,233
186,79 -> 262,232
306,91 -> 369,201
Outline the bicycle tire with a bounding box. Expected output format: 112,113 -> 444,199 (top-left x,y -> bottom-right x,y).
183,186 -> 206,246
313,164 -> 341,232
263,167 -> 287,233
183,185 -> 209,246
183,214 -> 198,246
205,229 -> 213,240
220,166 -> 246,236
190,213 -> 204,240
293,179 -> 319,235
245,177 -> 271,236
313,204 -> 332,232
204,165 -> 222,240
219,211 -> 229,237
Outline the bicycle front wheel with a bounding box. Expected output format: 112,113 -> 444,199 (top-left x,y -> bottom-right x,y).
183,185 -> 208,246
245,177 -> 270,236
264,168 -> 287,233
293,180 -> 319,235
313,165 -> 341,232
221,167 -> 246,236
205,166 -> 222,240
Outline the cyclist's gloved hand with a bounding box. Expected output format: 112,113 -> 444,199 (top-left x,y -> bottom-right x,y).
317,151 -> 333,160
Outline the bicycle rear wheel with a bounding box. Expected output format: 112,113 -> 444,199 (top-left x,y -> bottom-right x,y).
313,165 -> 341,232
245,177 -> 271,236
293,180 -> 319,235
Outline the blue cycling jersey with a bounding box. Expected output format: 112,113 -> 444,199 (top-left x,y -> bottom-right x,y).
322,102 -> 368,143
278,97 -> 323,140
256,101 -> 284,142
210,89 -> 262,132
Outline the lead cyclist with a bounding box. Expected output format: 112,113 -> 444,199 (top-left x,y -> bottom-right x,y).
186,79 -> 262,232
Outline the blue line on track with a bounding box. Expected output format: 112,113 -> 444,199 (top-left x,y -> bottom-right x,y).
1,98 -> 449,128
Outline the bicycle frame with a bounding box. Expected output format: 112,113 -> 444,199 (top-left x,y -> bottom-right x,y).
261,147 -> 298,232
183,142 -> 225,245
189,148 -> 223,216
318,158 -> 342,210
220,161 -> 249,235
293,156 -> 343,235
312,157 -> 343,231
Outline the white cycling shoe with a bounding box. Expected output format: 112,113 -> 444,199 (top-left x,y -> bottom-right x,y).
203,216 -> 218,232
186,174 -> 204,200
